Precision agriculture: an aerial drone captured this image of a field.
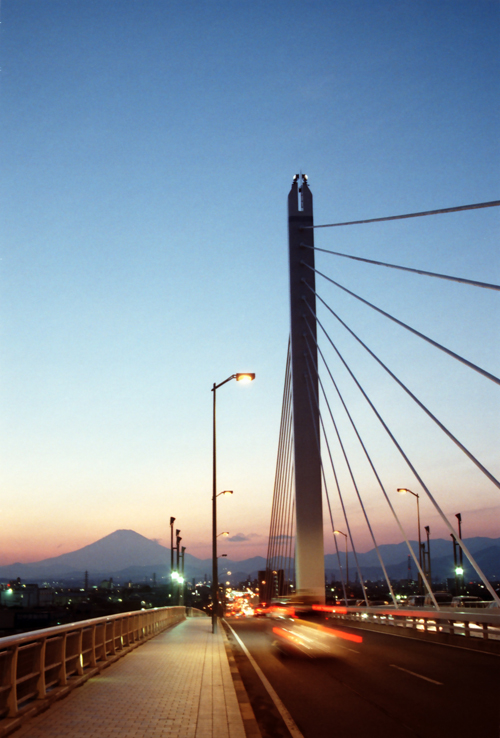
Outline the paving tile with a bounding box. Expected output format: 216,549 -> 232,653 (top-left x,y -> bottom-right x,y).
13,618 -> 246,738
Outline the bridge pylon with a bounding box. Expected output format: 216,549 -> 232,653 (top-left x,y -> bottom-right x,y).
288,174 -> 325,604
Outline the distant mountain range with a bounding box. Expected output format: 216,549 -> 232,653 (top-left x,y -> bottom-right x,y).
0,529 -> 498,585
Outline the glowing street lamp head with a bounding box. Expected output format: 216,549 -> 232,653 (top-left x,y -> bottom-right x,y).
397,488 -> 409,494
235,373 -> 255,383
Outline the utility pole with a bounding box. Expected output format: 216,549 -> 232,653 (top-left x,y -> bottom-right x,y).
170,517 -> 176,576
180,546 -> 186,606
288,173 -> 325,604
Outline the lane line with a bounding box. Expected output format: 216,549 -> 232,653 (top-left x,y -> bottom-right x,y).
226,622 -> 305,738
390,664 -> 443,685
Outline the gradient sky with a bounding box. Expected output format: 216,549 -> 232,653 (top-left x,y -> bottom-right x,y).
1,0 -> 498,565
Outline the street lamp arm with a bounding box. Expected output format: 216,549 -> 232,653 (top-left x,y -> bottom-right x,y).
212,375 -> 237,392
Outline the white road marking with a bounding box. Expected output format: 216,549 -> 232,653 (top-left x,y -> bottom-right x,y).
390,664 -> 443,685
226,622 -> 305,738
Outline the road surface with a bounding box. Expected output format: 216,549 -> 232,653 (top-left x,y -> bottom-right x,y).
225,616 -> 500,738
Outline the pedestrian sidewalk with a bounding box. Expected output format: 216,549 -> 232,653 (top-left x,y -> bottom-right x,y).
14,617 -> 248,738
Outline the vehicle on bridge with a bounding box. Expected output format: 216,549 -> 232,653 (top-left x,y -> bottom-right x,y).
424,591 -> 453,607
405,595 -> 426,607
268,604 -> 363,657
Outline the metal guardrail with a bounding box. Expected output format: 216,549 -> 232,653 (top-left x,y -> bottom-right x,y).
312,605 -> 500,652
0,606 -> 190,725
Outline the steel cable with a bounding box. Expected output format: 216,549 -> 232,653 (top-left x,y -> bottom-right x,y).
301,199 -> 500,229
304,333 -> 399,607
300,244 -> 500,291
302,284 -> 500,489
303,354 -> 367,605
304,299 -> 500,605
301,263 -> 500,386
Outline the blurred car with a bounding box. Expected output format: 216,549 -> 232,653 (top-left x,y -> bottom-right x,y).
405,595 -> 426,607
424,591 -> 453,607
271,615 -> 362,657
253,605 -> 268,617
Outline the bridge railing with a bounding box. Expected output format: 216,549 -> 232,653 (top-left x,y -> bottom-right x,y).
0,606 -> 194,723
311,604 -> 500,653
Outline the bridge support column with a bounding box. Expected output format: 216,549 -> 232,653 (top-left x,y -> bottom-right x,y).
288,174 -> 325,604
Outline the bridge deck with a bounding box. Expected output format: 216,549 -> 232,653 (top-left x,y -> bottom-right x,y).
14,617 -> 246,738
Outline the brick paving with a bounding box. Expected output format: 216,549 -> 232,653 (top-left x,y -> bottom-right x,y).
14,618 -> 246,738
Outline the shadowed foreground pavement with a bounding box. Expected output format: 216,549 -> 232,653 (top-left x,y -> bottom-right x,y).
15,617 -> 246,738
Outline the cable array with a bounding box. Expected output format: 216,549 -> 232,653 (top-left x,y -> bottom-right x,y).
299,198 -> 499,606
302,264 -> 500,386
265,341 -> 295,603
273,192 -> 499,607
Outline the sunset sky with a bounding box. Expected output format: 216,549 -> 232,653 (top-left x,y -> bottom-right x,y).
1,0 -> 498,565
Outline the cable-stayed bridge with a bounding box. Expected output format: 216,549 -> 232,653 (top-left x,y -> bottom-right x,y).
0,178 -> 498,737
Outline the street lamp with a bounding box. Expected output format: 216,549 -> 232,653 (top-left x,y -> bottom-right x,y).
212,372 -> 255,634
334,530 -> 348,594
170,517 -> 176,580
397,488 -> 422,594
424,525 -> 431,585
180,546 -> 186,606
456,514 -> 464,588
176,530 -> 182,604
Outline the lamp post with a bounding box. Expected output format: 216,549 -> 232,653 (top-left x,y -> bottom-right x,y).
176,530 -> 182,604
455,513 -> 464,594
180,546 -> 186,605
397,488 -> 422,594
170,517 -> 176,581
333,530 -> 348,596
424,525 -> 431,585
212,373 -> 255,634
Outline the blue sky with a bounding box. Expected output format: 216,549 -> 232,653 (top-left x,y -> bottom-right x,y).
0,0 -> 498,563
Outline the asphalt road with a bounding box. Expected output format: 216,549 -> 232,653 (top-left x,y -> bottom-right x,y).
226,617 -> 500,738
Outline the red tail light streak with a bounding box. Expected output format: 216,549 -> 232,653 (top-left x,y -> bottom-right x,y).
312,604 -> 348,614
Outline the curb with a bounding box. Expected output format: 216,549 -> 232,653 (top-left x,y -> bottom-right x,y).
221,621 -> 262,738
